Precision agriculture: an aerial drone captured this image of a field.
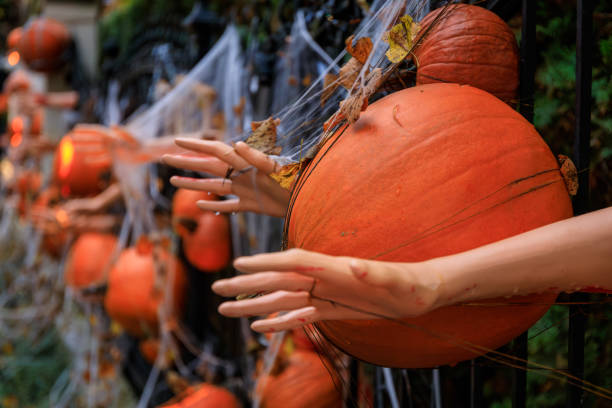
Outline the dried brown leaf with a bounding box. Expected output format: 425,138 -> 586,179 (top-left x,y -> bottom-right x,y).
245,117 -> 282,155
302,74 -> 312,87
288,76 -> 298,86
321,73 -> 340,107
558,154 -> 578,196
345,35 -> 373,65
339,93 -> 369,124
338,57 -> 364,90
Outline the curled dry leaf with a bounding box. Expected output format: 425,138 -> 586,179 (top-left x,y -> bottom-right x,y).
302,74 -> 312,87
288,76 -> 298,86
340,93 -> 369,124
558,154 -> 578,196
245,117 -> 283,155
345,34 -> 373,65
320,57 -> 365,107
270,161 -> 308,190
384,15 -> 420,63
338,57 -> 365,90
321,73 -> 340,107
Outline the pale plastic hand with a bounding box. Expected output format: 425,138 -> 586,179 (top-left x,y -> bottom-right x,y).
212,207 -> 612,334
212,248 -> 441,333
162,138 -> 291,218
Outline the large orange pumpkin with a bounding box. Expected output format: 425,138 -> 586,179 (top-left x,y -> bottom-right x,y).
182,212 -> 231,272
415,4 -> 519,103
259,350 -> 342,408
64,233 -> 117,289
53,128 -> 113,198
287,84 -> 572,368
159,384 -> 241,408
17,17 -> 70,72
104,242 -> 187,337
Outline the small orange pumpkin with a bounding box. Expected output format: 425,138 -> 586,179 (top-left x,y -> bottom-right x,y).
104,241 -> 187,337
415,4 -> 519,103
53,128 -> 113,198
64,233 -> 117,289
260,350 -> 342,408
182,212 -> 231,272
159,384 -> 241,408
172,188 -> 218,237
17,17 -> 71,72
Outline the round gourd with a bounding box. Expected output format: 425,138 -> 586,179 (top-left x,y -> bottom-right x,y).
104,242 -> 186,337
159,384 -> 241,408
17,17 -> 70,72
287,84 -> 572,368
53,128 -> 113,197
260,350 -> 341,408
172,188 -> 218,236
182,212 -> 231,272
415,4 -> 519,103
64,233 -> 117,289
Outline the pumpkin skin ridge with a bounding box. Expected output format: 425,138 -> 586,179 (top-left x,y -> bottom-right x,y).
288,84 -> 571,367
291,117 -> 552,252
415,5 -> 518,102
291,109 -> 548,253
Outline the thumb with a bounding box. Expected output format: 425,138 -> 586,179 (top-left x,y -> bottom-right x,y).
349,259 -> 396,288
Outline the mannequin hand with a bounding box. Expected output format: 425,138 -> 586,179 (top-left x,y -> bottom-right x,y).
211,248 -> 442,333
162,138 -> 290,217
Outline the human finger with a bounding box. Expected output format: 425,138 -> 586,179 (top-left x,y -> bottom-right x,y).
174,138 -> 248,170
162,154 -> 229,177
234,141 -> 280,175
249,302 -> 373,333
233,249 -> 335,277
196,198 -> 240,213
217,290 -> 311,317
170,176 -> 233,196
211,272 -> 315,297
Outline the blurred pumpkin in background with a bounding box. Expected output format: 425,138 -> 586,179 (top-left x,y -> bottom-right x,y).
64,232 -> 118,289
17,17 -> 71,72
172,188 -> 231,272
53,128 -> 113,198
159,384 -> 241,408
104,238 -> 187,337
259,350 -> 341,408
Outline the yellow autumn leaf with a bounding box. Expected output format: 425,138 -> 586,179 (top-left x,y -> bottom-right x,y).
384,15 -> 419,63
270,162 -> 304,190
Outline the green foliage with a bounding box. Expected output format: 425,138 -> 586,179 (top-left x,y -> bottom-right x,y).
0,329 -> 70,407
533,3 -> 612,209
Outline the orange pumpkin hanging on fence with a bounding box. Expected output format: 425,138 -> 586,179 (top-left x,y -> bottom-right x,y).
64,232 -> 118,289
17,17 -> 71,72
287,83 -> 572,368
53,128 -> 113,198
104,239 -> 187,337
414,4 -> 519,104
159,384 -> 241,408
172,188 -> 231,272
259,350 -> 342,408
